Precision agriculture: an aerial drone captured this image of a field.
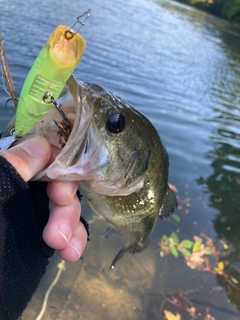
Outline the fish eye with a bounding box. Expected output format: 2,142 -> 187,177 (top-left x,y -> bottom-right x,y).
107,112 -> 125,134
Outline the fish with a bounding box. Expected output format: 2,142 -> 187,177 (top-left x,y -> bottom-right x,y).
3,76 -> 177,268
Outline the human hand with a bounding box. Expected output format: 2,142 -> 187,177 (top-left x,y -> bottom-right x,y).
0,135 -> 87,262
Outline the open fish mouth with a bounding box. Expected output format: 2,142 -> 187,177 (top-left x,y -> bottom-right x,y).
32,76 -> 99,181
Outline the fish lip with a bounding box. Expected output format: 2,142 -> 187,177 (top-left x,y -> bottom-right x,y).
59,77 -> 92,165
60,119 -> 109,181
33,76 -> 94,181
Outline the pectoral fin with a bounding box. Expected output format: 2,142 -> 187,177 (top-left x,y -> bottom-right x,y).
159,186 -> 177,219
102,225 -> 122,239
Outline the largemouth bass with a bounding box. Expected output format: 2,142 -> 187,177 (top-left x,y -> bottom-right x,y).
3,76 -> 177,268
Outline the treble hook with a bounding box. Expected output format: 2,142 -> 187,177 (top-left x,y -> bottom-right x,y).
65,9 -> 91,40
4,98 -> 14,110
53,119 -> 67,134
42,91 -> 72,125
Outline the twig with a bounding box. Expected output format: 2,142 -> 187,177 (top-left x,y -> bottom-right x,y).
0,29 -> 18,109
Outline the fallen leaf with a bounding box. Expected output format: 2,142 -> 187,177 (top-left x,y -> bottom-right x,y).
171,232 -> 179,244
170,246 -> 179,258
162,235 -> 170,242
171,213 -> 181,224
185,251 -> 205,270
168,183 -> 178,193
206,238 -> 214,248
178,247 -> 191,257
230,276 -> 239,284
217,261 -> 224,271
181,239 -> 193,249
203,256 -> 211,270
223,243 -> 229,250
173,294 -> 184,309
219,239 -> 228,250
160,251 -> 165,257
193,240 -> 202,252
164,310 -> 181,320
204,314 -> 216,320
235,177 -> 240,184
193,235 -> 201,242
187,306 -> 196,317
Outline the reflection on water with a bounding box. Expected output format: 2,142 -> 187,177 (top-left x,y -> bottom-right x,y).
197,112 -> 240,311
1,0 -> 240,318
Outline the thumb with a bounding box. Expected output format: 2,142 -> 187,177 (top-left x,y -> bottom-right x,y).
0,135 -> 51,182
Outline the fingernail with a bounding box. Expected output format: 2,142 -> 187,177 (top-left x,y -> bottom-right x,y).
70,239 -> 83,259
57,222 -> 72,244
21,136 -> 50,159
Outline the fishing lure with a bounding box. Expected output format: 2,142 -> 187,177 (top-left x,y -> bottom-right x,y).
15,11 -> 90,137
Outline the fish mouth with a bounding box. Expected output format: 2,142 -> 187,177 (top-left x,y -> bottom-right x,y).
33,76 -> 101,181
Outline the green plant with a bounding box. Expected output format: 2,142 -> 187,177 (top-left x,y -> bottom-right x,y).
159,232 -> 194,258
222,0 -> 240,24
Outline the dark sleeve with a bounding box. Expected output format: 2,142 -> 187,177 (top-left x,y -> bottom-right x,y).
0,156 -> 55,320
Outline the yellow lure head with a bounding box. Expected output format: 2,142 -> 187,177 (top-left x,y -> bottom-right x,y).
49,25 -> 86,66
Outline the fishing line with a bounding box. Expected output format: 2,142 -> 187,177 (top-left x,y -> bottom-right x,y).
35,260 -> 66,320
81,0 -> 100,11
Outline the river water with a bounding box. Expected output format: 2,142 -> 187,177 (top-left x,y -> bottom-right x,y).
1,0 -> 240,319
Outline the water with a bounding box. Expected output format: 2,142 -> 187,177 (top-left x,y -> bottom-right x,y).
1,0 -> 240,319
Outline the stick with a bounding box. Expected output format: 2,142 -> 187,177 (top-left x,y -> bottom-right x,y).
0,29 -> 18,109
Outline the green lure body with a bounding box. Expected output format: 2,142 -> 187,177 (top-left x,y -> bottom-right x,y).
15,25 -> 86,137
